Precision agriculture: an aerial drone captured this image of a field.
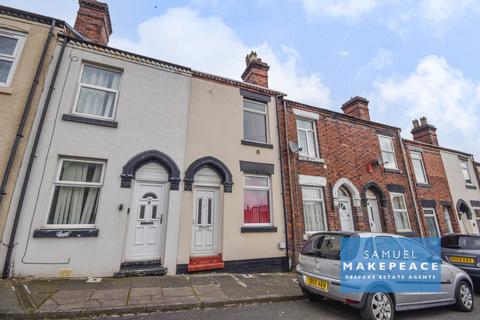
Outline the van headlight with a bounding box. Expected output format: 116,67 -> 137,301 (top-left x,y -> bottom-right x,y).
477,263 -> 480,268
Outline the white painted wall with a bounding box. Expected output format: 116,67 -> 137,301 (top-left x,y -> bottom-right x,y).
441,151 -> 480,234
5,42 -> 192,277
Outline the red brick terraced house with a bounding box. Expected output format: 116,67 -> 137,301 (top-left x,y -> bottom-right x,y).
403,117 -> 461,238
277,96 -> 423,265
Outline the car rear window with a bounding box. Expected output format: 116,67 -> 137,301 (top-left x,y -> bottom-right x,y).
458,236 -> 480,249
301,234 -> 358,260
441,236 -> 458,248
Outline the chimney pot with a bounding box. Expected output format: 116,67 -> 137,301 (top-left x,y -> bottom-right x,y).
241,51 -> 270,88
341,96 -> 370,121
74,0 -> 112,46
411,116 -> 439,146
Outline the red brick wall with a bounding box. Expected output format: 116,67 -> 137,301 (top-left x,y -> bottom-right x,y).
403,140 -> 460,236
277,98 -> 421,264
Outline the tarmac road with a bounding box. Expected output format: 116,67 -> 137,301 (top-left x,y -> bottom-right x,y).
102,291 -> 480,320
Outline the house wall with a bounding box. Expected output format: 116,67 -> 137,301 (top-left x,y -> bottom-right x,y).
403,141 -> 459,236
441,151 -> 480,234
278,99 -> 421,263
176,77 -> 286,270
5,41 -> 192,277
0,15 -> 61,271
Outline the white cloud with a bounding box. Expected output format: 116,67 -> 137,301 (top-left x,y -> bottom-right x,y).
299,0 -> 378,20
420,0 -> 479,31
339,50 -> 350,57
388,0 -> 480,38
297,0 -> 480,37
373,55 -> 480,156
370,49 -> 393,70
110,7 -> 331,106
354,48 -> 392,80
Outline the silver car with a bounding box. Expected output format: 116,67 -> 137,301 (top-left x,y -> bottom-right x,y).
297,232 -> 474,320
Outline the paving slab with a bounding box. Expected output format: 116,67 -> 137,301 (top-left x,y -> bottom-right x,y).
90,289 -> 128,300
163,286 -> 195,297
192,285 -> 227,303
130,286 -> 163,297
130,276 -> 162,288
161,276 -> 190,288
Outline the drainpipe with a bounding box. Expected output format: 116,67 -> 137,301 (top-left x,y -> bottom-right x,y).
2,35 -> 68,278
282,99 -> 298,268
0,21 -> 56,203
399,133 -> 424,238
275,95 -> 290,271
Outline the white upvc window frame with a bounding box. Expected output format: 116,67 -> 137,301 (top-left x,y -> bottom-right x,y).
423,208 -> 441,237
72,63 -> 122,121
459,160 -> 472,184
443,206 -> 454,234
410,151 -> 428,184
390,192 -> 412,232
243,99 -> 269,144
296,118 -> 320,160
301,186 -> 327,234
378,135 -> 398,169
46,158 -> 106,229
0,29 -> 26,87
243,174 -> 273,226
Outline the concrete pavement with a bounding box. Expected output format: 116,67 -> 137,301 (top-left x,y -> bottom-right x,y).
0,273 -> 302,319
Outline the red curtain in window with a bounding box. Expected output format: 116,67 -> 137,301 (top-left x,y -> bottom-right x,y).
244,190 -> 270,223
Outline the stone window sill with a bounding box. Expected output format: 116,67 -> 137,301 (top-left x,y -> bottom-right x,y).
241,226 -> 277,233
384,168 -> 401,174
241,140 -> 274,149
62,114 -> 118,128
298,156 -> 325,163
33,228 -> 99,238
416,183 -> 432,188
0,86 -> 13,95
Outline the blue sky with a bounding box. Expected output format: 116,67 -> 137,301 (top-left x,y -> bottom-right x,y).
4,0 -> 480,157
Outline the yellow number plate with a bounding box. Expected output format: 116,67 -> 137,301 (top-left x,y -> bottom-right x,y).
449,256 -> 475,264
306,276 -> 328,292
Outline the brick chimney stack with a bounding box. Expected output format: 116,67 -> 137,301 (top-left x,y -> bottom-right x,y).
411,117 -> 439,146
241,51 -> 269,88
74,0 -> 112,46
341,96 -> 371,121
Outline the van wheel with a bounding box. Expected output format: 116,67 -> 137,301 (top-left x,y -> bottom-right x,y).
361,292 -> 395,320
455,281 -> 474,312
301,287 -> 323,302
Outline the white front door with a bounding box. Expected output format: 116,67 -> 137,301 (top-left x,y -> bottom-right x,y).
192,189 -> 217,255
125,183 -> 165,261
339,200 -> 354,231
367,199 -> 382,232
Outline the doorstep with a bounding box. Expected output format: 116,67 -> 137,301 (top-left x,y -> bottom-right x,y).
188,254 -> 225,272
114,259 -> 167,277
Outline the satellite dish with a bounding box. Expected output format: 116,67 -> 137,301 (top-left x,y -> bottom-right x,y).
289,141 -> 302,153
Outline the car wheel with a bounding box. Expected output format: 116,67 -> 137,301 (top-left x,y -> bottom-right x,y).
301,287 -> 323,302
361,292 -> 395,320
455,281 -> 474,312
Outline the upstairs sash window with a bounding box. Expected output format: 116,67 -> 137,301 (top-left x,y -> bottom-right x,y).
74,64 -> 121,119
